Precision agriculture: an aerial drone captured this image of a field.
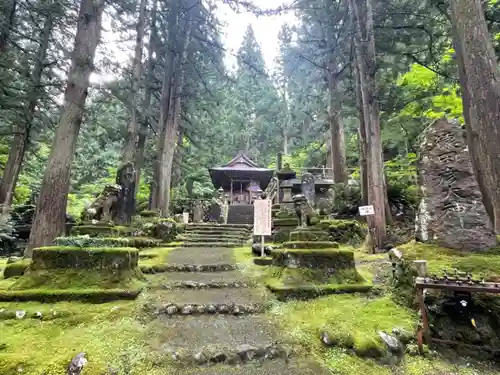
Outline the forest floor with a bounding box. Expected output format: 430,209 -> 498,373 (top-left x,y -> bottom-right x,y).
1,243 -> 500,374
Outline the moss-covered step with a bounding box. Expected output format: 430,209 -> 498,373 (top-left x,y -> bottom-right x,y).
185,228 -> 251,236
145,302 -> 265,316
141,263 -> 238,274
32,246 -> 139,270
253,257 -> 273,266
271,249 -> 354,270
186,224 -> 252,230
273,217 -> 299,227
70,224 -> 140,237
266,282 -> 372,301
178,236 -> 247,243
181,242 -> 243,248
289,228 -> 330,242
3,259 -> 31,279
55,235 -> 161,248
282,241 -> 339,249
0,289 -> 141,303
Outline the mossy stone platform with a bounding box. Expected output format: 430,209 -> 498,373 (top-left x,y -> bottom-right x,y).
283,241 -> 339,249
289,228 -> 330,242
32,246 -> 139,270
70,224 -> 139,237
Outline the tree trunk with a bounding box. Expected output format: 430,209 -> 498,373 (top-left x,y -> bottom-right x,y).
349,0 -> 386,250
0,10 -> 53,208
135,1 -> 157,192
0,0 -> 16,53
122,0 -> 147,164
157,12 -> 193,216
450,0 -> 500,231
25,0 -> 105,255
326,65 -> 348,183
172,127 -> 184,187
355,58 -> 368,205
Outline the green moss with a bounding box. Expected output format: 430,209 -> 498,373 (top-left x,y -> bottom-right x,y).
399,241 -> 500,280
8,268 -> 144,291
0,288 -> 141,303
283,241 -> 339,249
0,301 -> 172,374
32,246 -> 139,270
70,225 -> 139,237
138,247 -> 173,268
317,219 -> 366,245
270,294 -> 416,358
54,236 -> 161,249
290,228 -> 330,242
273,217 -> 298,227
139,210 -> 159,218
3,260 -> 30,279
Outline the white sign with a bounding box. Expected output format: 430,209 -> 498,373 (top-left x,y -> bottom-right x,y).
254,199 -> 272,236
358,205 -> 375,216
182,212 -> 190,224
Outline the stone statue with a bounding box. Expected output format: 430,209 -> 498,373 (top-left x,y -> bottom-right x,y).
83,184 -> 121,222
293,194 -> 317,228
415,119 -> 496,251
115,162 -> 136,225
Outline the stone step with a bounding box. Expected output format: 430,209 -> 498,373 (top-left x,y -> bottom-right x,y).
182,242 -> 242,248
141,263 -> 238,273
166,247 -> 236,266
155,270 -> 252,285
178,236 -> 248,243
176,358 -> 330,375
149,302 -> 265,316
148,314 -> 281,358
147,287 -> 267,306
185,226 -> 251,233
187,223 -> 253,229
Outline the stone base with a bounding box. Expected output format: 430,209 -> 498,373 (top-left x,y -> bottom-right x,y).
289,228 -> 330,242
271,249 -> 355,270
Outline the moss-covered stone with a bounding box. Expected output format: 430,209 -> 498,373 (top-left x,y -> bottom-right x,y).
139,210 -> 160,218
272,228 -> 293,243
283,241 -> 339,249
273,217 -> 299,227
317,219 -> 366,245
272,249 -> 355,270
32,246 -> 139,270
3,259 -> 31,279
70,225 -> 139,237
0,289 -> 141,302
289,228 -> 330,242
267,283 -> 372,300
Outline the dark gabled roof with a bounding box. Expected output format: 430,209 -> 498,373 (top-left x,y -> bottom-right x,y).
221,152 -> 260,169
208,152 -> 274,190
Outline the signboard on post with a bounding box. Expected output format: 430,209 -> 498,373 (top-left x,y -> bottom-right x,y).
358,205 -> 375,216
254,199 -> 272,236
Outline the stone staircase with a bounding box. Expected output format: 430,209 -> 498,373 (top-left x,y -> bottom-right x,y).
227,205 -> 254,225
142,231 -> 331,374
179,223 -> 253,247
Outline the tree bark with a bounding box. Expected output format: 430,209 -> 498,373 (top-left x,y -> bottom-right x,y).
326,66 -> 348,183
0,0 -> 16,53
122,0 -> 147,164
135,1 -> 157,192
25,0 -> 105,255
349,0 -> 386,249
450,0 -> 500,231
0,10 -> 53,208
157,11 -> 193,216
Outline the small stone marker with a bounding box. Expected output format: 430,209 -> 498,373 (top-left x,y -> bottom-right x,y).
300,173 -> 315,207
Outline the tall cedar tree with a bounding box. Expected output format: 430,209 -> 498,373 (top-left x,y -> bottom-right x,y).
26,0 -> 105,255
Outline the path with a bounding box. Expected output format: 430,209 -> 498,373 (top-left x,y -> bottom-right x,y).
144,233 -> 332,374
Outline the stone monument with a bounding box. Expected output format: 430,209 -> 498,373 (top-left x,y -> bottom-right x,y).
115,162 -> 136,225
415,119 -> 496,251
193,200 -> 203,223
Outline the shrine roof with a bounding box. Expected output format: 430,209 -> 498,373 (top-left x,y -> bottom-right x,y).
210,152 -> 273,172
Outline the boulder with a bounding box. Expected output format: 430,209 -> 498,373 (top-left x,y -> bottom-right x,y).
415,119 -> 496,251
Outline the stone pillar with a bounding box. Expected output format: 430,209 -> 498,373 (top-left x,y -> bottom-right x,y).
301,173 -> 315,207
193,200 -> 203,223
283,187 -> 293,202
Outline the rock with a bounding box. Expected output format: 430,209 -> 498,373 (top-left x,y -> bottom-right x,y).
232,306 -> 241,315
207,305 -> 217,314
67,352 -> 87,375
218,304 -> 230,313
378,331 -> 403,354
415,119 -> 496,251
6,256 -> 22,264
210,351 -> 227,363
236,344 -> 257,361
193,351 -> 208,365
320,331 -> 334,346
251,243 -> 272,256
196,305 -> 206,314
181,305 -> 193,315
15,311 -> 25,319
166,305 -> 178,315
392,327 -> 413,344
